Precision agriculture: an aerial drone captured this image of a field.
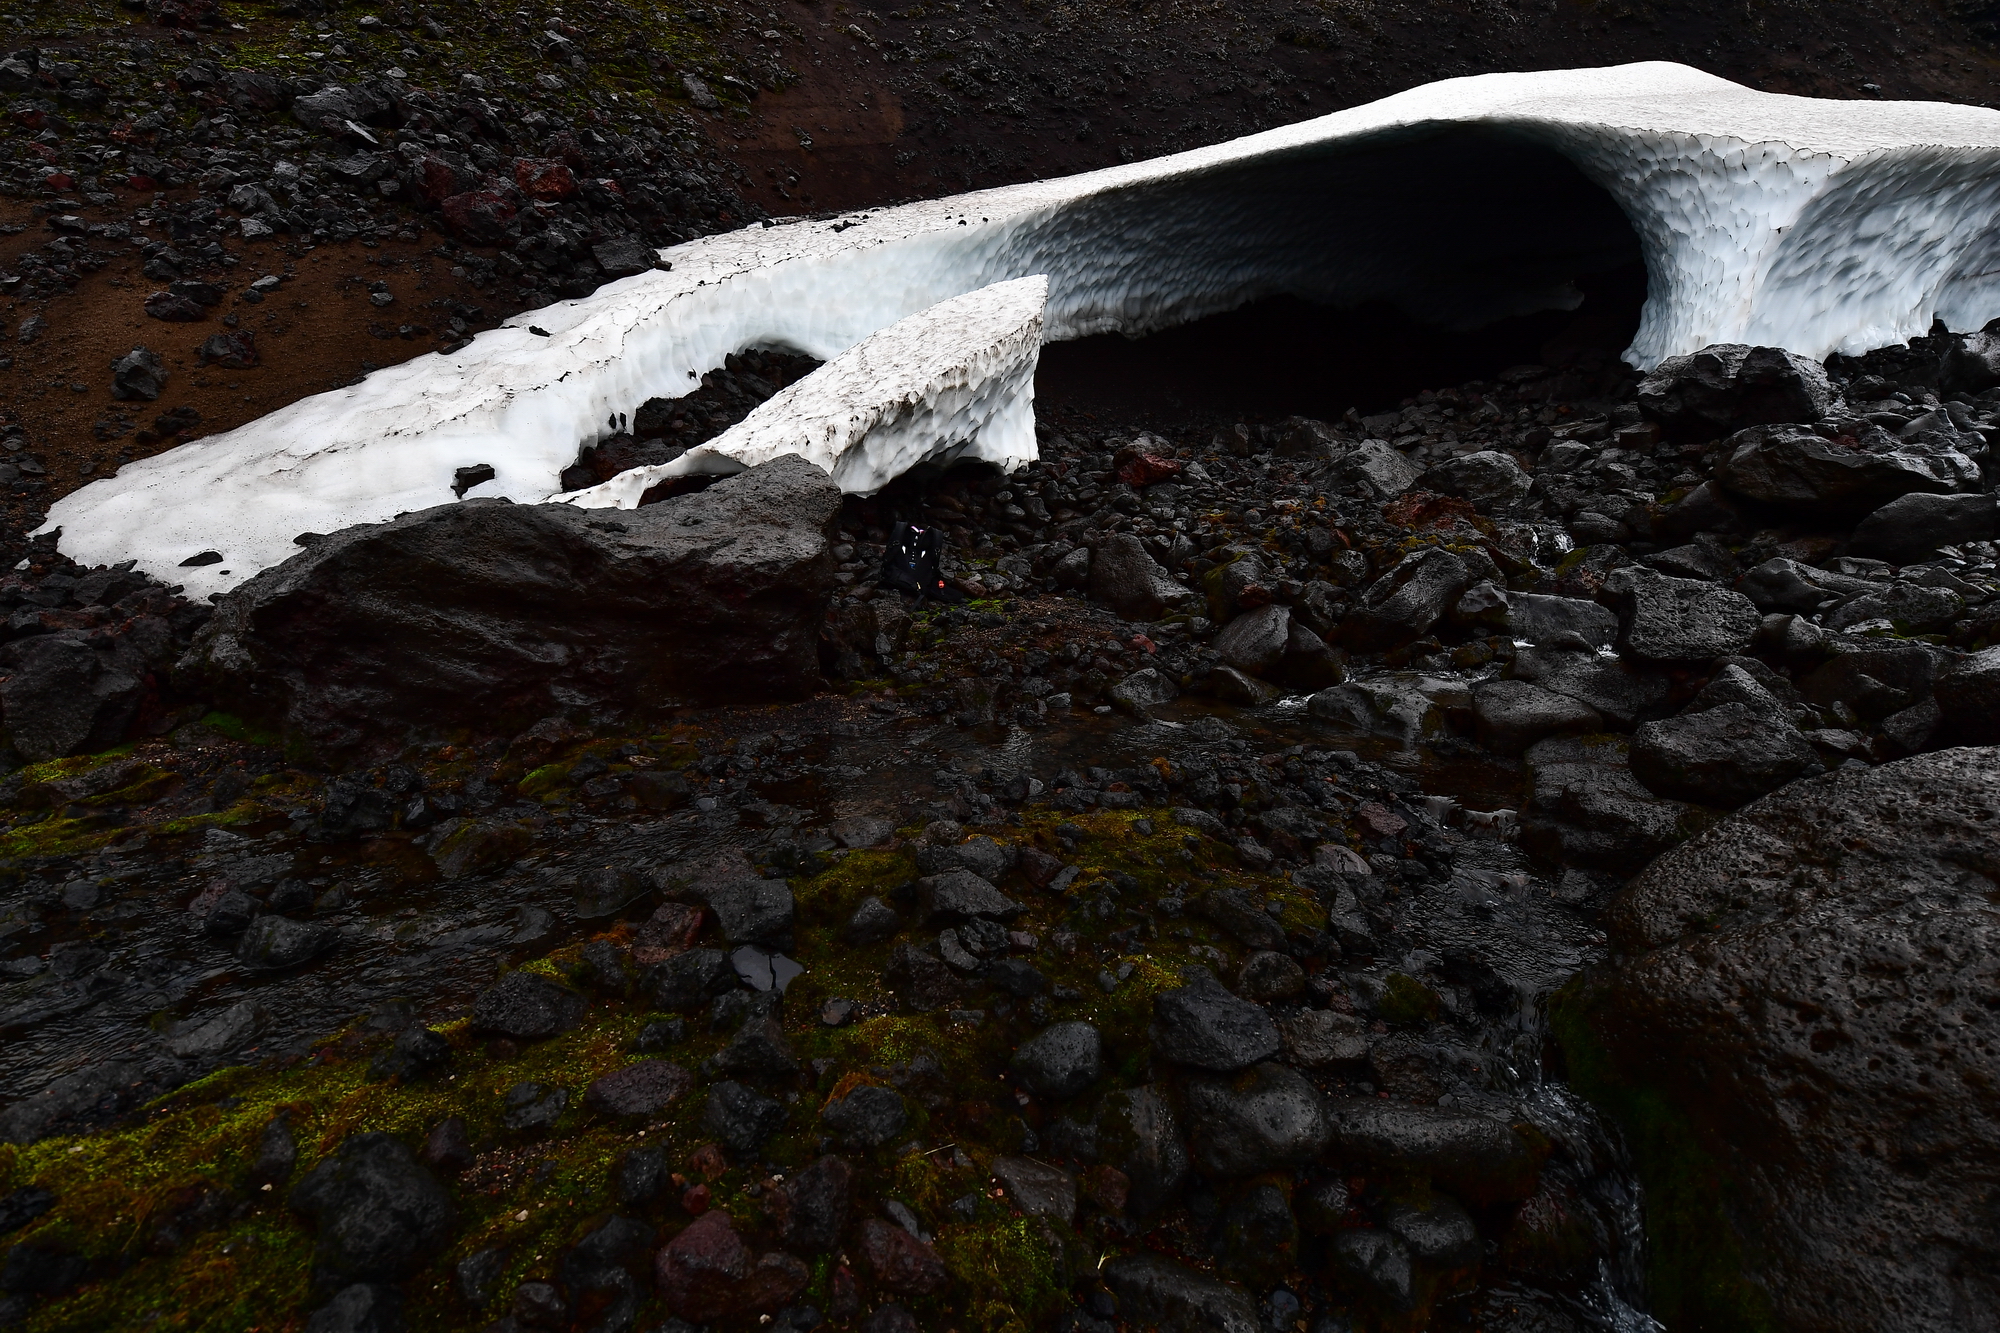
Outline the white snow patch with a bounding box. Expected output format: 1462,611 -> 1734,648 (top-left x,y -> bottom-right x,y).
554,275 -> 1047,507
43,61 -> 2000,598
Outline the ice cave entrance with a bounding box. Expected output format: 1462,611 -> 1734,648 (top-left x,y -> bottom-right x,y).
1034,124 -> 1648,422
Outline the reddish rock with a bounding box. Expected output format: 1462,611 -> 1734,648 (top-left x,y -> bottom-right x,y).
440,188 -> 519,244
741,1251 -> 810,1311
631,902 -> 706,966
656,1210 -> 808,1322
658,1212 -> 750,1322
144,291 -> 205,322
515,157 -> 579,200
857,1218 -> 949,1296
686,1143 -> 728,1181
1116,448 -> 1183,488
413,154 -> 476,205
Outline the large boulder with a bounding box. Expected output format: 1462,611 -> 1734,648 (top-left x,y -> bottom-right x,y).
1713,423 -> 1978,512
289,1133 -> 455,1282
1561,748 -> 2000,1333
1521,733 -> 1711,873
1636,343 -> 1836,438
1088,533 -> 1199,621
1629,700 -> 1823,807
1849,491 -> 2000,565
1602,565 -> 1760,664
1415,450 -> 1532,512
0,618 -> 173,761
177,455 -> 842,757
1341,547 -> 1474,653
1935,646 -> 2000,743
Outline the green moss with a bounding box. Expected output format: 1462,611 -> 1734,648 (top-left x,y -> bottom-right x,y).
1550,977 -> 1780,1333
1378,973 -> 1442,1027
933,1216 -> 1070,1332
197,713 -> 280,747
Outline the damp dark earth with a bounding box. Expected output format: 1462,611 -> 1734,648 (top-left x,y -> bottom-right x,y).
5,2 -> 2000,1333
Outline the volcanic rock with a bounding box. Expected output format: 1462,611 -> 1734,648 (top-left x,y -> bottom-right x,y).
1101,1253 -> 1258,1333
1713,423 -> 1977,512
1341,547 -> 1474,652
1094,1086 -> 1190,1219
1567,747 -> 2000,1333
1150,973 -> 1281,1071
178,456 -> 842,757
1183,1062 -> 1330,1177
1636,343 -> 1835,437
1009,1020 -> 1102,1100
1849,491 -> 2000,564
289,1133 -> 454,1282
1088,533 -> 1198,620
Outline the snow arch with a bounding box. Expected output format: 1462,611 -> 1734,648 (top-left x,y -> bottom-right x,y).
44,60 -> 2000,597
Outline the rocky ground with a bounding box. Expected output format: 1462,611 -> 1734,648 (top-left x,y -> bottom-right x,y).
5,1 -> 2000,1331
0,315 -> 1997,1332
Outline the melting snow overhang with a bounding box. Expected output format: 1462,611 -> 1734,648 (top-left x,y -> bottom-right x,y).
44,60 -> 2000,598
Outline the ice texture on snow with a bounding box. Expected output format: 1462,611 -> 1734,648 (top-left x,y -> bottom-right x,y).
555,276 -> 1047,507
44,61 -> 2000,597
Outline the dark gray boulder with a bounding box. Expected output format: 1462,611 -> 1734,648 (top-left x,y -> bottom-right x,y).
1416,450 -> 1532,511
584,1060 -> 694,1118
1184,1062 -> 1329,1176
1008,1020 -> 1102,1100
1636,343 -> 1835,437
472,971 -> 587,1040
768,1154 -> 851,1254
1714,423 -> 1978,512
1472,679 -> 1603,757
1630,695 -> 1823,808
666,855 -> 795,947
643,947 -> 737,1013
1603,565 -> 1760,664
1935,646 -> 2000,744
1736,557 -> 1881,615
1108,666 -> 1180,716
1567,748 -> 2000,1333
702,1081 -> 786,1158
916,870 -> 1022,923
290,1133 -> 454,1282
236,915 -> 336,971
1521,733 -> 1710,873
819,1085 -> 908,1148
1088,533 -> 1198,621
1509,645 -> 1671,730
1213,604 -> 1291,677
0,618 -> 172,762
1824,581 -> 1964,634
1323,1099 -> 1546,1204
1850,491 -> 2000,564
1341,547 -> 1473,653
304,1283 -> 405,1333
1799,642 -> 1957,723
177,455 -> 842,758
1102,1253 -> 1258,1333
1452,583 -> 1618,650
1150,973 -> 1281,1071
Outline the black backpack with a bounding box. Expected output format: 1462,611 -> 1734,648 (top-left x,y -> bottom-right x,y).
879,521 -> 964,604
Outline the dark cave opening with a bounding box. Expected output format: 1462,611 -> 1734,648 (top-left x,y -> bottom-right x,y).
1034,260 -> 1650,427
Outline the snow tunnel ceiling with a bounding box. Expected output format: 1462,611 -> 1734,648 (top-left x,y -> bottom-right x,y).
47,60 -> 2000,596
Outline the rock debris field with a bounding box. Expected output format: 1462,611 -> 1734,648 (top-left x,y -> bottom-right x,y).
0,307 -> 1996,1333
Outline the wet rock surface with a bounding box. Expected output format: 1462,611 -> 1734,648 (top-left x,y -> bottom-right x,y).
1564,748 -> 2000,1333
2,330 -> 1999,1330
